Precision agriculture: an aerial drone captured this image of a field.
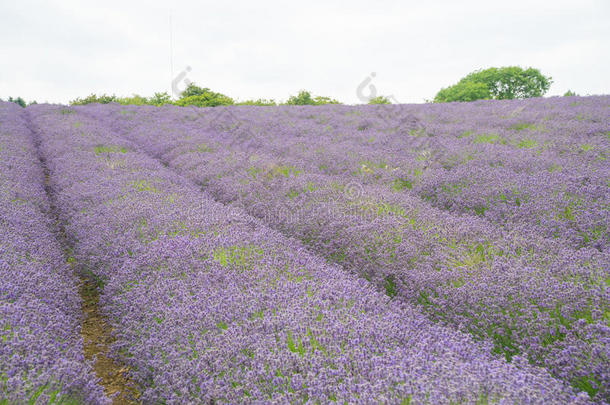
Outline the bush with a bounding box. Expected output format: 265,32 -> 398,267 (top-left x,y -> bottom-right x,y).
149,92 -> 172,106
285,90 -> 341,105
312,95 -> 341,105
7,96 -> 26,108
71,92 -> 172,107
174,94 -> 234,108
68,87 -> 340,108
563,90 -> 578,97
434,66 -> 552,102
71,94 -> 118,105
368,96 -> 392,104
236,99 -> 277,106
175,84 -> 234,107
117,94 -> 150,106
285,90 -> 315,105
434,81 -> 491,103
180,84 -> 208,98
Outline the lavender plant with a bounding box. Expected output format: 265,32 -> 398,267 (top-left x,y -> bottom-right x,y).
0,102 -> 107,404
90,97 -> 609,401
23,103 -> 588,403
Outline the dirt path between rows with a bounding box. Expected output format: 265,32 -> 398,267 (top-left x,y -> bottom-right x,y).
79,274 -> 140,404
28,110 -> 140,404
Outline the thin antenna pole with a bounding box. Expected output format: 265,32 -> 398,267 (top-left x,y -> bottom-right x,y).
169,10 -> 174,95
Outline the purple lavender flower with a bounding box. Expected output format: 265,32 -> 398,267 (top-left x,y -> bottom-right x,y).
0,102 -> 107,404
82,96 -> 610,401
20,101 -> 596,403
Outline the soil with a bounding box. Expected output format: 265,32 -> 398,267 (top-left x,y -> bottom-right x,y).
34,145 -> 140,403
79,276 -> 141,404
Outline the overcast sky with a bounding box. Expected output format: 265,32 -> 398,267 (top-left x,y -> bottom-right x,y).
1,0 -> 608,105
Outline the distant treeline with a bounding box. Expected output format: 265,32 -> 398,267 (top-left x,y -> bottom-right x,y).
3,66 -> 579,107
2,96 -> 35,107
67,86 -> 354,107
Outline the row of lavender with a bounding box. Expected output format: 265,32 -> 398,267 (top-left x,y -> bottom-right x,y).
27,103 -> 588,403
144,97 -> 608,250
174,97 -> 608,251
0,102 -> 107,403
91,97 -> 609,401
261,97 -> 608,251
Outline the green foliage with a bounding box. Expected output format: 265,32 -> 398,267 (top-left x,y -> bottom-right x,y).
94,145 -> 127,155
175,84 -> 234,107
175,94 -> 234,107
368,96 -> 392,104
392,178 -> 413,191
213,245 -> 263,268
236,98 -> 277,106
434,66 -> 552,102
180,83 -> 210,98
149,92 -> 172,106
285,90 -> 341,105
73,92 -> 172,107
563,90 -> 578,97
286,331 -> 305,356
286,90 -> 317,105
7,96 -> 26,107
464,66 -> 552,99
474,134 -> 500,144
313,95 -> 341,105
286,91 -> 315,105
66,86 -> 341,108
117,94 -> 149,106
384,275 -> 398,297
71,93 -> 118,105
434,81 -> 491,103
515,138 -> 537,149
70,83 -> 233,108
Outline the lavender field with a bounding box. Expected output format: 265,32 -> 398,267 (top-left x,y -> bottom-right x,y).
1,96 -> 608,404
